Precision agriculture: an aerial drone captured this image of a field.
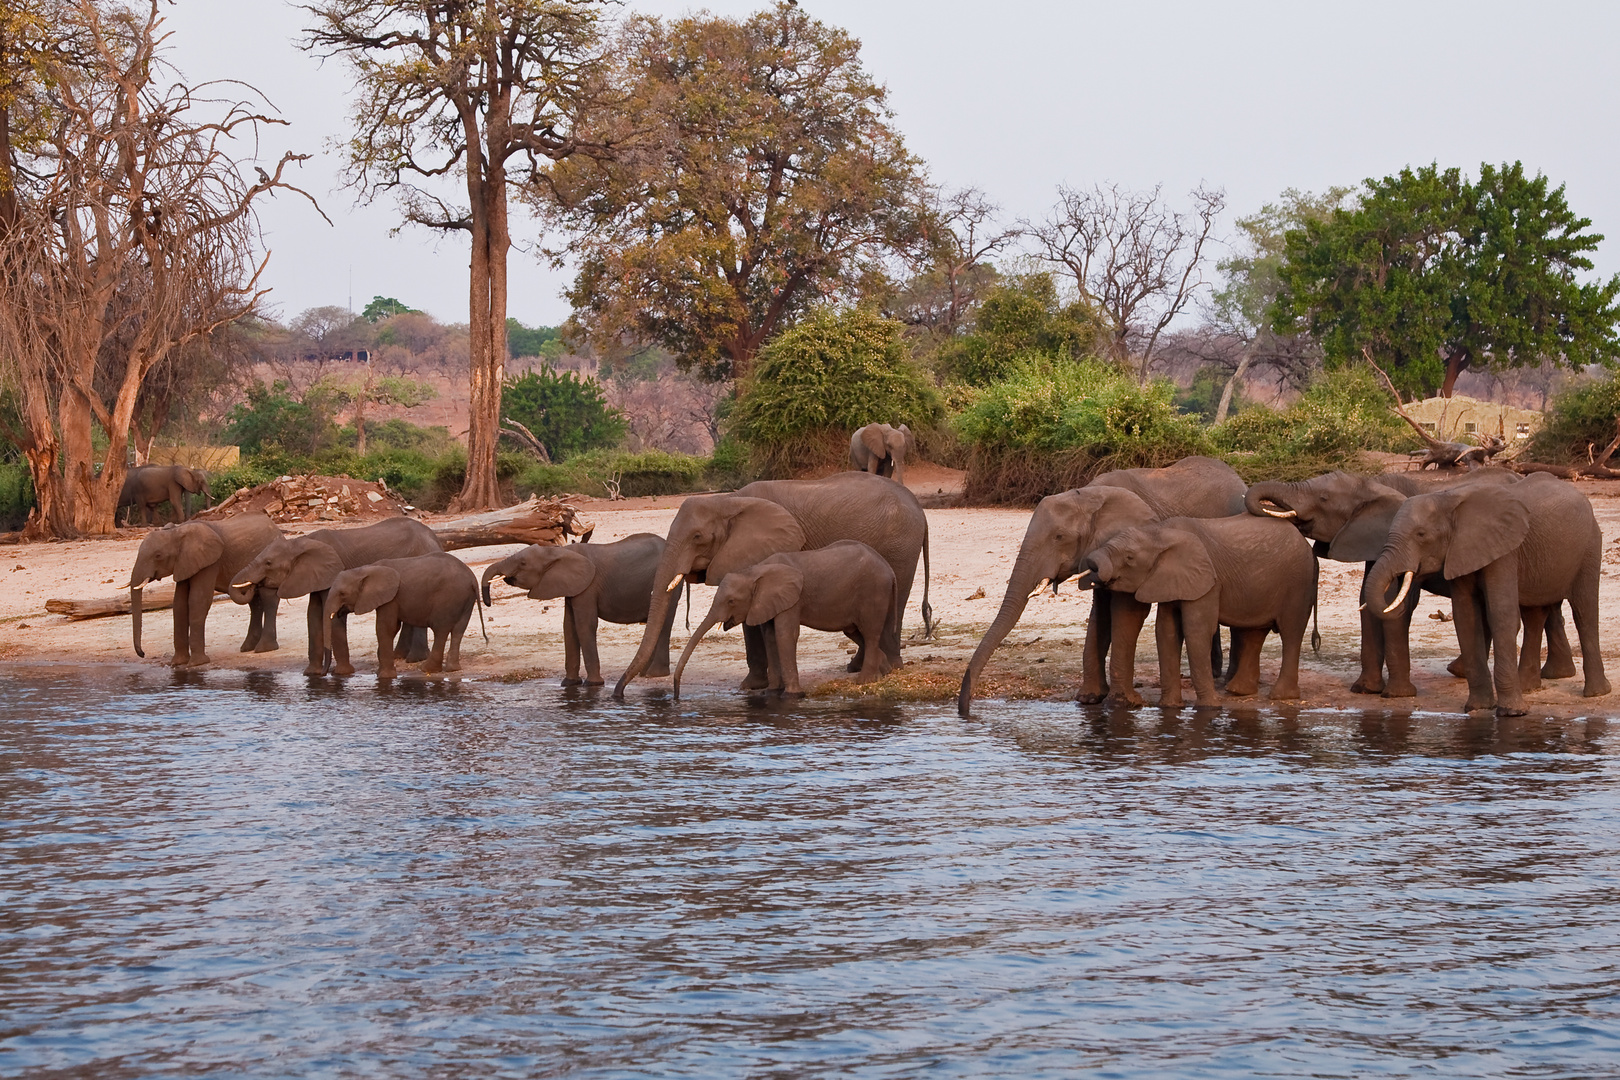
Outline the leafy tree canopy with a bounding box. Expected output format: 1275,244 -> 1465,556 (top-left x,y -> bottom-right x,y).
225,380 -> 336,455
507,318 -> 564,361
362,296 -> 419,322
931,273 -> 1104,386
502,368 -> 627,461
546,2 -> 926,382
1273,162 -> 1620,398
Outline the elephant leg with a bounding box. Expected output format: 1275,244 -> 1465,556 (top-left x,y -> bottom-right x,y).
330,612 -> 356,677
772,618 -> 804,696
1449,582 -> 1494,712
250,586 -> 279,652
1568,567 -> 1611,699
375,610 -> 401,678
575,602 -> 605,686
171,578 -> 192,666
1077,591 -> 1111,704
421,625 -> 448,674
184,578 -> 213,667
1270,622 -> 1304,701
1226,628 -> 1267,697
740,624 -> 770,690
1105,593 -> 1151,706
241,593 -> 265,653
647,589 -> 679,679
1481,563 -> 1525,716
760,621 -> 784,692
1181,601 -> 1222,708
167,483 -> 187,523
1351,589 -> 1387,695
1541,603 -> 1577,680
561,600 -> 582,686
445,606 -> 473,672
1517,606 -> 1548,692
1154,601 -> 1184,708
1379,584 -> 1420,699
305,595 -> 327,676
856,620 -> 890,682
399,625 -> 429,663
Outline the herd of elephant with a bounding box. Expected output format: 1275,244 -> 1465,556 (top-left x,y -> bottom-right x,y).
120,432 -> 1610,718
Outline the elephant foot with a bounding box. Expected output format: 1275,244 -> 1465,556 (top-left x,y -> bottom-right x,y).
377,666 -> 397,679
1583,677 -> 1612,698
1106,689 -> 1145,706
1349,678 -> 1383,695
584,676 -> 604,686
1268,685 -> 1301,702
739,671 -> 771,691
252,639 -> 279,654
1194,695 -> 1221,709
1225,679 -> 1260,698
643,663 -> 672,678
1543,659 -> 1577,680
170,656 -> 190,669
1520,675 -> 1543,693
1446,656 -> 1469,679
1496,701 -> 1528,717
184,653 -> 211,668
1380,682 -> 1417,699
780,689 -> 806,698
850,669 -> 885,685
845,658 -> 862,673
333,663 -> 356,677
1463,694 -> 1495,713
1076,691 -> 1107,705
421,661 -> 443,674
560,677 -> 583,687
303,664 -> 326,677
1157,692 -> 1183,708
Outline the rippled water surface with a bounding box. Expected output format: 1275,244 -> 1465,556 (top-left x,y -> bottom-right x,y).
3,670 -> 1619,1078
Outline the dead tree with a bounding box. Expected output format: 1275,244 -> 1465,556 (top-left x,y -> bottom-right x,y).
1363,348 -> 1506,470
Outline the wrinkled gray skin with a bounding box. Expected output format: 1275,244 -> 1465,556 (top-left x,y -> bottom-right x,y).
323,553 -> 481,678
673,541 -> 898,698
614,473 -> 930,698
957,456 -> 1248,716
1243,468 -> 1573,696
127,515 -> 280,666
233,517 -> 443,674
1365,473 -> 1609,715
119,465 -> 211,525
1083,515 -> 1317,707
481,533 -> 678,686
849,423 -> 915,487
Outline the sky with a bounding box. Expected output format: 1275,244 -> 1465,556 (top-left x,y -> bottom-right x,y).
161,0 -> 1620,328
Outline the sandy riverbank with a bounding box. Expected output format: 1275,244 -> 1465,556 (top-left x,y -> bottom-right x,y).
3,465 -> 1619,719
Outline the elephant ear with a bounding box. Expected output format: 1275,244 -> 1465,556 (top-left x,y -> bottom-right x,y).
280,542 -> 345,599
1328,492 -> 1404,562
745,564 -> 804,625
529,549 -> 596,599
1091,487 -> 1157,541
860,424 -> 888,459
349,565 -> 402,615
1133,528 -> 1217,604
705,498 -> 807,584
1444,487 -> 1531,579
172,524 -> 225,582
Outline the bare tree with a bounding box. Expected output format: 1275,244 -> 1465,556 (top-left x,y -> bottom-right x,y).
1027,182 -> 1224,383
922,186 -> 1020,334
305,0 -> 618,511
0,0 -> 321,536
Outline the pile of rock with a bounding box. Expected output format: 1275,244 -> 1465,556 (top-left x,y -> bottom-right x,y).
199,475 -> 410,524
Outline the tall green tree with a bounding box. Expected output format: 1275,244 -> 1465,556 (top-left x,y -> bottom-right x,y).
306,0 -> 616,510
1274,162 -> 1620,398
545,2 -> 927,382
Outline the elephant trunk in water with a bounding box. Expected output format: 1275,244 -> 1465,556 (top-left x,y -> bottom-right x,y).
957,549 -> 1045,716
670,611 -> 724,699
614,541 -> 695,698
127,548 -> 159,658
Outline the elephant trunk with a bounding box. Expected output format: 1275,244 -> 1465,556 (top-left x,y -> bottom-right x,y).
322,590 -> 341,656
671,612 -> 722,700
481,557 -> 516,607
1364,549 -> 1414,619
958,551 -> 1044,716
1244,480 -> 1300,518
614,543 -> 694,699
131,587 -> 144,657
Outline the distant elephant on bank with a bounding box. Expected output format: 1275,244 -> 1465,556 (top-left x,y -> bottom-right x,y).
1365,473 -> 1609,715
480,533 -> 679,686
849,423 -> 915,487
672,541 -> 899,698
323,553 -> 483,678
1082,514 -> 1317,707
1242,467 -> 1571,697
614,473 -> 930,698
119,464 -> 212,525
957,455 -> 1248,715
127,515 -> 281,666
232,517 -> 443,673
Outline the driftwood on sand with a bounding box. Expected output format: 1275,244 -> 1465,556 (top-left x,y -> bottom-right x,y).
45,583 -> 202,620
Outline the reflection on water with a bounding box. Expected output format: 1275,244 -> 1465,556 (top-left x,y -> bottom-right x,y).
2,670 -> 1618,1078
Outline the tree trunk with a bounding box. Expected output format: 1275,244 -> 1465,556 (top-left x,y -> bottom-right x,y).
354,388 -> 367,457
1440,348 -> 1469,398
454,155 -> 509,512
1213,350 -> 1254,425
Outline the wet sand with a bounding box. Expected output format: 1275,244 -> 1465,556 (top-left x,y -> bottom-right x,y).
3,465 -> 1619,719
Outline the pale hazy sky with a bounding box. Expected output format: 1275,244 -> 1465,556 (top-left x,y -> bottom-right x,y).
162,1 -> 1620,328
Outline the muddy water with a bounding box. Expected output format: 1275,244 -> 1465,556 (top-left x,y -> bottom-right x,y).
2,670 -> 1618,1078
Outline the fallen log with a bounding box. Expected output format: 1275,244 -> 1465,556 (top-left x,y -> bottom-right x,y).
43,582 -> 231,620
428,497 -> 594,551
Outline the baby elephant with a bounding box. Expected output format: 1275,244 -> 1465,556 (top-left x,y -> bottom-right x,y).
480,533 -> 678,686
1082,515 -> 1317,707
672,540 -> 899,698
324,553 -> 483,678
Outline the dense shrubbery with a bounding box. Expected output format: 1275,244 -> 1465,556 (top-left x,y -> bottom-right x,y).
730,308 -> 941,476
517,449 -> 712,499
0,462 -> 35,531
930,273 -> 1102,387
1211,366 -> 1416,481
1522,372 -> 1620,463
502,367 -> 626,460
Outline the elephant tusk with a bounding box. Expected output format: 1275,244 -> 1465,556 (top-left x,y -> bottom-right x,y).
1382,571 -> 1415,615
231,581 -> 253,589
666,573 -> 684,593
1261,507 -> 1298,519
1028,578 -> 1052,599
1358,601 -> 1367,611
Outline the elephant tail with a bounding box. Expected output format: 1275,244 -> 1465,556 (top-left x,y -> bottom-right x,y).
1310,552 -> 1322,655
920,527 -> 933,639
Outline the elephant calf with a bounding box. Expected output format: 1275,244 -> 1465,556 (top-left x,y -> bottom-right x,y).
324,553 -> 483,678
672,540 -> 898,698
480,533 -> 678,686
849,423 -> 915,487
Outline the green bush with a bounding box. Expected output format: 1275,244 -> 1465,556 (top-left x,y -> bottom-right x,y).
0,462 -> 36,531
955,358 -> 1211,502
930,273 -> 1102,386
502,367 -> 627,460
1211,365 -> 1415,481
517,448 -> 729,499
1523,372 -> 1620,463
224,380 -> 338,455
730,307 -> 941,476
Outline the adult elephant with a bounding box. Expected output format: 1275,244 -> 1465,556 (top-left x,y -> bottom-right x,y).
127,515 -> 280,666
613,472 -> 931,698
1242,468 -> 1572,697
232,517 -> 443,674
850,423 -> 915,486
1364,473 -> 1608,715
957,455 -> 1247,715
120,464 -> 212,525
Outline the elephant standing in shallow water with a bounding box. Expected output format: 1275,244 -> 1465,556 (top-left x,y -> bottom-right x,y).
324,553 -> 482,678
127,515 -> 280,666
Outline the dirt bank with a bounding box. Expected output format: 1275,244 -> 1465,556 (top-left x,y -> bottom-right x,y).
3,470 -> 1619,719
